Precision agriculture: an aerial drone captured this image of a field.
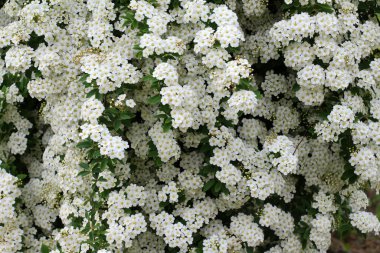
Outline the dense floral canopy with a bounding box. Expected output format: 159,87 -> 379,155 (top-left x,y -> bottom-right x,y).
0,0 -> 380,252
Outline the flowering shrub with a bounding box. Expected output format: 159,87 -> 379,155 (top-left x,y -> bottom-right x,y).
1,0 -> 380,252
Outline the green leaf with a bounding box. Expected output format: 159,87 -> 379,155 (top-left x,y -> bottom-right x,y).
202,179 -> 216,192
34,69 -> 43,78
137,23 -> 149,35
131,20 -> 139,29
89,149 -> 101,159
77,170 -> 91,177
98,176 -> 107,182
155,114 -> 167,119
292,83 -> 300,92
214,181 -> 222,193
79,163 -> 89,170
100,159 -> 108,171
146,0 -> 159,7
106,107 -> 119,116
226,46 -> 241,54
120,111 -> 135,120
221,185 -> 230,195
162,117 -> 172,132
199,165 -> 218,176
161,53 -> 179,61
295,221 -> 311,249
86,89 -> 98,98
236,78 -> 252,90
122,10 -> 138,28
215,115 -> 234,128
17,174 -> 27,180
348,174 -> 359,184
148,143 -> 159,158
41,244 -> 50,253
337,222 -> 352,238
136,50 -> 143,59
199,139 -> 213,154
153,157 -> 163,167
162,124 -> 171,132
147,94 -> 162,105
81,222 -> 91,234
77,139 -> 93,149
341,163 -> 358,183
376,13 -> 380,23
95,92 -> 103,101
314,3 -> 335,13
253,89 -> 263,99
178,191 -> 186,203
236,78 -> 263,99
79,74 -> 90,83
169,0 -> 181,9
92,164 -> 102,174
159,104 -> 171,114
114,119 -> 122,130
70,216 -> 83,229
339,223 -> 351,233
133,44 -> 144,51
341,169 -> 353,181
151,80 -> 162,90
143,75 -> 157,82
159,201 -> 169,208
244,243 -> 254,253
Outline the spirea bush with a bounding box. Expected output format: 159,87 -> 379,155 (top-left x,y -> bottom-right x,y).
1,0 -> 380,252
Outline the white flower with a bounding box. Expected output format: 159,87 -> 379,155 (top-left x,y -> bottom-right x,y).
125,99 -> 136,108
81,97 -> 105,123
350,211 -> 380,235
153,63 -> 179,86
